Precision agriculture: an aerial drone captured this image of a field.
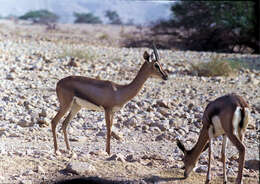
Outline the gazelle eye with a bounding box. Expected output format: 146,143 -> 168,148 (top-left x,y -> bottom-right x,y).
154,63 -> 160,69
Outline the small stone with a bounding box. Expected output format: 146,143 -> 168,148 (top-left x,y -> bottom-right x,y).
0,128 -> 6,137
71,152 -> 77,159
230,154 -> 239,161
158,108 -> 169,117
245,159 -> 260,170
17,119 -> 34,127
155,133 -> 166,141
39,109 -> 47,117
37,166 -> 45,174
156,99 -> 170,108
107,153 -> 125,162
37,118 -> 49,127
195,165 -> 207,173
146,161 -> 153,167
96,131 -> 105,137
188,103 -> 194,109
6,74 -> 15,80
255,103 -> 260,113
149,127 -> 161,133
142,125 -> 149,132
123,117 -> 137,128
67,58 -> 78,67
0,176 -> 5,181
125,154 -> 139,162
181,88 -> 190,94
111,128 -> 123,141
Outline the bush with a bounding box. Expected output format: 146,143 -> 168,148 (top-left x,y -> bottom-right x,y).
59,48 -> 95,62
74,12 -> 102,24
190,57 -> 241,77
154,1 -> 259,53
105,10 -> 122,25
19,10 -> 59,24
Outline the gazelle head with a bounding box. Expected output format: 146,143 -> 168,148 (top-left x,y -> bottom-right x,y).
177,140 -> 196,178
143,43 -> 168,81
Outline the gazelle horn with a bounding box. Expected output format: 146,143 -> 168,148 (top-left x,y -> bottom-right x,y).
152,42 -> 160,61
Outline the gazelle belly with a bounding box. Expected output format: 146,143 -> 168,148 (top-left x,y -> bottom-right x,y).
74,97 -> 104,111
208,115 -> 225,138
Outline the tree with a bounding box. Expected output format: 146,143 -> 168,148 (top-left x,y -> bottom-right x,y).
19,10 -> 59,24
73,12 -> 102,24
105,10 -> 122,25
155,1 -> 259,53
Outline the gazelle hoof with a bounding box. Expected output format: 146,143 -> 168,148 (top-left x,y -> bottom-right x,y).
55,150 -> 62,156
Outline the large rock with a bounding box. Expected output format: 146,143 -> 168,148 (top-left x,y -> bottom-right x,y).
64,161 -> 96,175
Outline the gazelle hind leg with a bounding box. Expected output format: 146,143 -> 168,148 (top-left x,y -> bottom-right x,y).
226,133 -> 245,184
62,102 -> 81,151
51,88 -> 74,155
206,139 -> 212,184
51,104 -> 71,154
221,135 -> 227,184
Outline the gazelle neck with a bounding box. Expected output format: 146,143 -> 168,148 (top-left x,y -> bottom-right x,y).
188,126 -> 209,163
121,62 -> 151,102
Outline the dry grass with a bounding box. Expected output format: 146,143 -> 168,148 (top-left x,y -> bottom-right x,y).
59,48 -> 95,62
190,57 -> 242,77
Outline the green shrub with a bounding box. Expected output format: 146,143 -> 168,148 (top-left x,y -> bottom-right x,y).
19,10 -> 59,24
59,48 -> 95,62
74,12 -> 102,24
190,57 -> 242,77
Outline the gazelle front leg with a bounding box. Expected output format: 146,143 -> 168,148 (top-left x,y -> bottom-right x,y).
206,139 -> 212,184
221,135 -> 227,184
105,108 -> 114,155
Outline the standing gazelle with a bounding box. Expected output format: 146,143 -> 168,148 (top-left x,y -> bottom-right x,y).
51,44 -> 168,155
177,94 -> 250,184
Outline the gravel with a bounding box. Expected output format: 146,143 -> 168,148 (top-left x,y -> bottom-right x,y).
0,20 -> 259,184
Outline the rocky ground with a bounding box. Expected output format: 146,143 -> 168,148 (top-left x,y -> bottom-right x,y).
0,20 -> 259,184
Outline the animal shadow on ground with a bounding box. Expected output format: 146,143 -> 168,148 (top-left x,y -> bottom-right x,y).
50,175 -> 185,184
143,175 -> 186,183
52,176 -> 128,184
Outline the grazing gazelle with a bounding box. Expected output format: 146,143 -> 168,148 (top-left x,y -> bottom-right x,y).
177,93 -> 250,184
51,44 -> 168,155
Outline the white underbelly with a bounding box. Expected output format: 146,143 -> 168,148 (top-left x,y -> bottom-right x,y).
74,97 -> 123,112
74,97 -> 104,111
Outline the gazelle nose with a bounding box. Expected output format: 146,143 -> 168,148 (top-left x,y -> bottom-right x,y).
163,74 -> 168,80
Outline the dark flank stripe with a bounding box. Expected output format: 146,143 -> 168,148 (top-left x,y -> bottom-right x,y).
74,89 -> 100,107
239,108 -> 245,129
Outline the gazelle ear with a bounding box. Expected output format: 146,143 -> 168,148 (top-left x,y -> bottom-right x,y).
177,140 -> 187,154
143,51 -> 150,62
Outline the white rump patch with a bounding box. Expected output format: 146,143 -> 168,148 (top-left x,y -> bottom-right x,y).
210,115 -> 225,138
232,107 -> 242,135
74,97 -> 104,111
242,108 -> 250,130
